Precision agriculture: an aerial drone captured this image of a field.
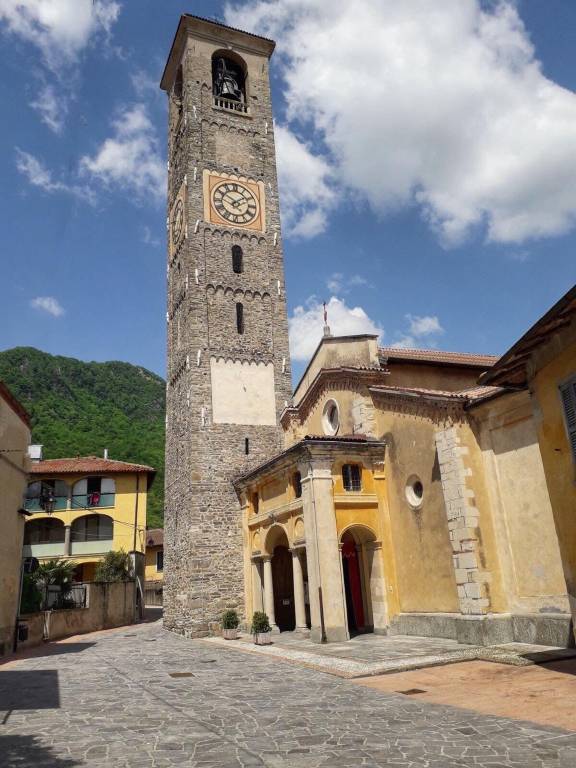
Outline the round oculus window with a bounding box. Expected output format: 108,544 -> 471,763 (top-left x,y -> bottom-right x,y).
405,475 -> 424,508
322,399 -> 340,436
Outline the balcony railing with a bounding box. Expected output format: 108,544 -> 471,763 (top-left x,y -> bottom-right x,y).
23,543 -> 65,558
70,539 -> 113,556
213,96 -> 249,115
72,493 -> 115,509
25,496 -> 68,513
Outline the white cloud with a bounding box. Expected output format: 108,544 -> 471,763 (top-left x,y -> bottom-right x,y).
80,104 -> 166,204
131,69 -> 161,98
227,0 -> 576,246
275,124 -> 335,238
0,0 -> 120,71
29,83 -> 67,134
30,296 -> 65,317
407,314 -> 443,337
326,272 -> 368,295
392,313 -> 444,348
141,225 -> 160,247
15,148 -> 95,204
289,295 -> 383,361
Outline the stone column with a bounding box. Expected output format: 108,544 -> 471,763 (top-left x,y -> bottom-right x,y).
262,555 -> 277,630
64,525 -> 71,556
291,548 -> 308,632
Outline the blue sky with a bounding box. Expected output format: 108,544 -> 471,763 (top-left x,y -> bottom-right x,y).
1,0 -> 576,383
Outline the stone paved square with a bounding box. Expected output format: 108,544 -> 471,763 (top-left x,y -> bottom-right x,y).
2,620 -> 576,767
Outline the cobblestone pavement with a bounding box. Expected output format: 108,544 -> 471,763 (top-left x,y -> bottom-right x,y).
2,620 -> 576,767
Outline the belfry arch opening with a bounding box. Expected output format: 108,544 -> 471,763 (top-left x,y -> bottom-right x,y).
212,51 -> 247,110
340,526 -> 378,636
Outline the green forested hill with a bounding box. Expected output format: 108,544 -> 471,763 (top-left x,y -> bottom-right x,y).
0,347 -> 165,528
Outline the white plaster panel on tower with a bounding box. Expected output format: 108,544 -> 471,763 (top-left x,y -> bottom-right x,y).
210,357 -> 276,425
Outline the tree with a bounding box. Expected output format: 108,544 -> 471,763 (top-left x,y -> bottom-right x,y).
94,550 -> 132,582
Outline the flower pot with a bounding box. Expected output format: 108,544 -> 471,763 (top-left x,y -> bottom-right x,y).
254,631 -> 272,645
222,627 -> 238,640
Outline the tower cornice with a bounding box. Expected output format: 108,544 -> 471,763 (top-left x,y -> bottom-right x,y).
160,14 -> 276,92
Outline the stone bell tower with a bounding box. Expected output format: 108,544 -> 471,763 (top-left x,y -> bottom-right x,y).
160,15 -> 292,637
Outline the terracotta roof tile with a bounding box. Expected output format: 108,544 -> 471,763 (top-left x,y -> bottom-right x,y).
369,383 -> 504,404
145,528 -> 163,547
379,347 -> 499,367
29,456 -> 155,475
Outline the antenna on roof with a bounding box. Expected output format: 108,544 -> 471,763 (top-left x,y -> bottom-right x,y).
323,301 -> 332,338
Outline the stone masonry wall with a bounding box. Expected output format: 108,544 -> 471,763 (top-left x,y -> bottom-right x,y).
163,28 -> 292,637
435,427 -> 491,616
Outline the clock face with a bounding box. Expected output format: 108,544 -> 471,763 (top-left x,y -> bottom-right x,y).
211,181 -> 259,226
172,198 -> 184,246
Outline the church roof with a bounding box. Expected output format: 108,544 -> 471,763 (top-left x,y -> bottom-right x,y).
379,347 -> 499,368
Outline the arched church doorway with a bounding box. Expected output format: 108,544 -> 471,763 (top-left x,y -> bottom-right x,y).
265,525 -> 295,632
341,527 -> 376,636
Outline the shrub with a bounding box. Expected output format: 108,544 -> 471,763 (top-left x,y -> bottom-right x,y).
222,609 -> 239,629
251,611 -> 271,634
94,550 -> 132,582
20,574 -> 42,614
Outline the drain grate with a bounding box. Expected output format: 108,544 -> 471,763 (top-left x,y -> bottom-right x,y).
396,688 -> 427,695
169,672 -> 195,678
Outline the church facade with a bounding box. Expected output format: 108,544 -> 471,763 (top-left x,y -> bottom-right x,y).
161,16 -> 576,647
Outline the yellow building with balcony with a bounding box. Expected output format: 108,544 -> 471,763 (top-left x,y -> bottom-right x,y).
24,456 -> 156,582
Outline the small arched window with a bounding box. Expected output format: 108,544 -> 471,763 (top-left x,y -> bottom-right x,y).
236,302 -> 244,334
232,245 -> 243,274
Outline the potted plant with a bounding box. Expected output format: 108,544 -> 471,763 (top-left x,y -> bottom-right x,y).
221,609 -> 240,640
251,611 -> 272,645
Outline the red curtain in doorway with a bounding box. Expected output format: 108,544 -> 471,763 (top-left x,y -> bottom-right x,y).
342,540 -> 365,630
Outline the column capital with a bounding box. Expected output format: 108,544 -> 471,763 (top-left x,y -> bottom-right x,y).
261,554 -> 272,563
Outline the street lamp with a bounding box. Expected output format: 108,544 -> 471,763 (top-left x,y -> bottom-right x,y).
40,484 -> 56,515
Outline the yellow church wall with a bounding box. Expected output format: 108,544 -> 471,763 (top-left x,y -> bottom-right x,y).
468,391 -> 569,615
532,341 -> 576,607
384,364 -> 483,393
375,406 -> 460,614
303,386 -> 374,439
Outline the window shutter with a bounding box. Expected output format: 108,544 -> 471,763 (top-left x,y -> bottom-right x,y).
101,478 -> 115,494
560,377 -> 576,463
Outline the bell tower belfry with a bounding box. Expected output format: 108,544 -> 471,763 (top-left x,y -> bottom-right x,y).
160,15 -> 292,637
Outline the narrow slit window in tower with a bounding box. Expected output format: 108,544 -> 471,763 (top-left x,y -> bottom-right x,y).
232,245 -> 243,274
236,302 -> 244,334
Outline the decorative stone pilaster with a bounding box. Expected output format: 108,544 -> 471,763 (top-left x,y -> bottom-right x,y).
300,457 -> 348,643
435,427 -> 491,616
